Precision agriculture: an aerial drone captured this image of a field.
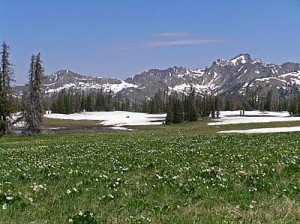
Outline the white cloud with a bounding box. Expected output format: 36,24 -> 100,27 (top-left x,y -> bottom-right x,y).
115,39 -> 223,50
153,32 -> 191,38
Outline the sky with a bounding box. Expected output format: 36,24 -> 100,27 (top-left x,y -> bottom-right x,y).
1,0 -> 300,84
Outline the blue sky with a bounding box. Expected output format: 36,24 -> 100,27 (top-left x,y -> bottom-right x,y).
1,0 -> 300,84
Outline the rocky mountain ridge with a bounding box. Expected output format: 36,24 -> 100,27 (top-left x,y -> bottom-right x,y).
14,54 -> 300,102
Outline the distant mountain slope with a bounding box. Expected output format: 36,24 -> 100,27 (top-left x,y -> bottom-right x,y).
14,54 -> 300,101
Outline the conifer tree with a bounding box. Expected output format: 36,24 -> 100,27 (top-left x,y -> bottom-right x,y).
187,88 -> 198,121
264,90 -> 273,111
0,42 -> 14,133
173,98 -> 184,123
25,53 -> 44,134
165,104 -> 173,125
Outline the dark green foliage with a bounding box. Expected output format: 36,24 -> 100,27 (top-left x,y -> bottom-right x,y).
162,90 -> 223,124
0,120 -> 6,134
148,90 -> 165,114
264,90 -> 273,111
165,105 -> 173,125
25,53 -> 44,134
186,88 -> 198,121
288,94 -> 300,116
50,90 -> 125,114
188,103 -> 198,121
0,42 -> 14,134
172,98 -> 184,123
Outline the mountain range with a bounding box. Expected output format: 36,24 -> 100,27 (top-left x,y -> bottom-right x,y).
14,54 -> 300,102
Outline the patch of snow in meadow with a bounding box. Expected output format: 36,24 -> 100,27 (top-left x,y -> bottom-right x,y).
44,111 -> 166,127
208,111 -> 300,126
219,126 -> 300,134
109,126 -> 133,131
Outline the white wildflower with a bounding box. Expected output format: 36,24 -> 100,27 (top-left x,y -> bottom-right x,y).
2,203 -> 7,210
6,196 -> 13,201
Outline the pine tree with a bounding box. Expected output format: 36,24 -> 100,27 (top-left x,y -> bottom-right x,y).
0,42 -> 14,133
264,90 -> 273,111
25,55 -> 36,133
173,98 -> 184,123
165,104 -> 173,125
186,88 -> 198,122
25,53 -> 44,134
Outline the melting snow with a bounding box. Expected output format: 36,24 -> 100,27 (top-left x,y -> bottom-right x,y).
45,111 -> 166,127
45,81 -> 138,94
170,82 -> 218,94
219,126 -> 300,134
102,81 -> 138,93
208,110 -> 300,126
46,83 -> 76,93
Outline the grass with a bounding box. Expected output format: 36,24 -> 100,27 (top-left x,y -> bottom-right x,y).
1,122 -> 300,223
134,118 -> 300,135
42,117 -> 102,128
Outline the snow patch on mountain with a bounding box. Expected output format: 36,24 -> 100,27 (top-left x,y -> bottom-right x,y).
253,71 -> 300,86
46,83 -> 77,93
102,81 -> 138,93
279,71 -> 300,85
230,54 -> 250,65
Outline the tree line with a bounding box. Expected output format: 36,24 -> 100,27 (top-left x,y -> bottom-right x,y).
48,90 -> 143,114
143,88 -> 221,124
142,87 -> 300,124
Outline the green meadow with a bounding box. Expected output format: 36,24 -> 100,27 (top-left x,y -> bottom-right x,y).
1,121 -> 300,223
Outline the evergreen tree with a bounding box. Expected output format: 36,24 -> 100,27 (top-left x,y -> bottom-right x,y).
187,88 -> 198,121
173,98 -> 184,123
215,95 -> 220,118
0,42 -> 14,133
288,94 -> 299,116
165,104 -> 173,125
200,94 -> 212,117
86,93 -> 94,112
25,53 -> 44,134
264,90 -> 273,111
25,55 -> 37,133
149,90 -> 164,114
142,101 -> 149,113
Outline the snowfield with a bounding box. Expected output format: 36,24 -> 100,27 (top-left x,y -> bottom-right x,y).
43,110 -> 300,134
44,111 -> 166,127
209,110 -> 300,134
219,126 -> 300,134
208,110 -> 300,126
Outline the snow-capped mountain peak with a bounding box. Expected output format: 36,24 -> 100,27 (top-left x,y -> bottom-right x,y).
229,53 -> 252,65
13,54 -> 300,103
